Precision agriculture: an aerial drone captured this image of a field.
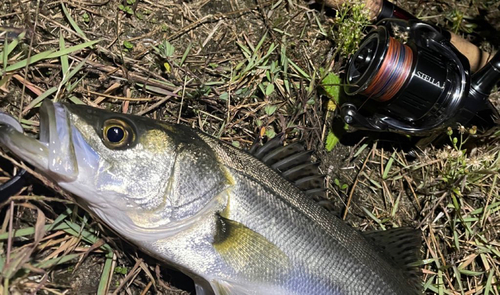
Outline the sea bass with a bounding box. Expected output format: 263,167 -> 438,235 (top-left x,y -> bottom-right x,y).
0,100 -> 422,295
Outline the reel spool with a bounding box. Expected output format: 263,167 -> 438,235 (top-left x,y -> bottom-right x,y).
341,19 -> 500,136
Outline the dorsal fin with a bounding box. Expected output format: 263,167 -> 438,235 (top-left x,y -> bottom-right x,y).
249,136 -> 325,197
249,136 -> 282,158
363,227 -> 422,292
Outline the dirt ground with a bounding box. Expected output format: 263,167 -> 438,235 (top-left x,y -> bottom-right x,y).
0,0 -> 499,294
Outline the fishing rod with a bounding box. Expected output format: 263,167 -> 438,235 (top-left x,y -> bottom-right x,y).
318,0 -> 496,72
341,18 -> 500,137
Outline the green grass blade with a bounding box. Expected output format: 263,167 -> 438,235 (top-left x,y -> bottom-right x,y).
1,31 -> 26,70
423,275 -> 436,291
354,143 -> 369,158
361,207 -> 386,230
458,269 -> 483,276
66,74 -> 87,93
23,87 -> 58,111
68,95 -> 86,105
61,57 -> 88,86
4,50 -> 55,72
97,252 -> 114,295
60,220 -> 112,252
451,266 -> 464,294
383,152 -> 396,179
59,33 -> 69,75
483,268 -> 494,295
0,222 -> 71,240
280,36 -> 287,72
0,253 -> 5,270
34,253 -> 82,269
180,43 -> 192,66
4,39 -> 99,72
61,2 -> 88,40
1,35 -> 7,71
47,39 -> 100,58
391,194 -> 401,217
287,58 -> 310,80
47,213 -> 69,231
236,42 -> 252,59
254,33 -> 267,53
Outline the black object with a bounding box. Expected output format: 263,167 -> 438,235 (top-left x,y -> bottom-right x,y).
378,0 -> 416,21
0,168 -> 27,201
341,18 -> 500,136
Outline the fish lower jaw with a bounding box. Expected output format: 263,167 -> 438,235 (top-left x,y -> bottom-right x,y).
0,128 -> 50,172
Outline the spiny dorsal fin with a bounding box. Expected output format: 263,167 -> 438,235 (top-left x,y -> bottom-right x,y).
249,135 -> 282,158
363,227 -> 422,292
249,136 -> 325,197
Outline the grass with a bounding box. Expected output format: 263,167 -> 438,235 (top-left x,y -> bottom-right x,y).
0,0 -> 499,294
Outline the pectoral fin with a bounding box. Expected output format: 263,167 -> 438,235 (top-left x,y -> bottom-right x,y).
213,215 -> 290,281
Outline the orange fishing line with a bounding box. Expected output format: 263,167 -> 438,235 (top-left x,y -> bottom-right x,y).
363,37 -> 413,102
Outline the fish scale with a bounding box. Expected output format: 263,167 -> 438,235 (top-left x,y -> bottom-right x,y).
0,100 -> 422,295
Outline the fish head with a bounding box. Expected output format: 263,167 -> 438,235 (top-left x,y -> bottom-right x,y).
0,100 -> 231,240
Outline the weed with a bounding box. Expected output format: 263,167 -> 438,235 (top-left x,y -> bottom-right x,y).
325,129 -> 340,151
153,40 -> 175,59
331,0 -> 371,56
0,0 -> 499,294
447,8 -> 477,34
82,12 -> 90,23
118,4 -> 134,15
123,40 -> 134,50
333,178 -> 349,192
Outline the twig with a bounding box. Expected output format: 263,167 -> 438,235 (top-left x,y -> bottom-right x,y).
343,142 -> 375,220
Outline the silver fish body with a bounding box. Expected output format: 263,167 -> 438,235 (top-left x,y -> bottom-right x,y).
0,100 -> 421,295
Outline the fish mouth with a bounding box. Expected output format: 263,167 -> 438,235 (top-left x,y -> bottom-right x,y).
0,100 -> 78,182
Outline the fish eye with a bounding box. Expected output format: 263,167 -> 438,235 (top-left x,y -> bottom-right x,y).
102,119 -> 135,149
106,126 -> 125,143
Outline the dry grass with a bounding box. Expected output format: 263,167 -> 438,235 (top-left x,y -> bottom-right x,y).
0,0 -> 499,294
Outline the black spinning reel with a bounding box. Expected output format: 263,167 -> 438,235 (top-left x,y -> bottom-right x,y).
341,18 -> 500,137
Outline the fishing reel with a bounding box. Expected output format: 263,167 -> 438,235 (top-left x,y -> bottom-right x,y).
341,18 -> 500,137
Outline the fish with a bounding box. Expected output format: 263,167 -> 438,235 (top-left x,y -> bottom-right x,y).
0,100 -> 422,295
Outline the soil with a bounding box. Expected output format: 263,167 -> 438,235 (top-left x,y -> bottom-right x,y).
0,0 -> 499,294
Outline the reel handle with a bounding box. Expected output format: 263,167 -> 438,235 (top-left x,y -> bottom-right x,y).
449,32 -> 495,72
